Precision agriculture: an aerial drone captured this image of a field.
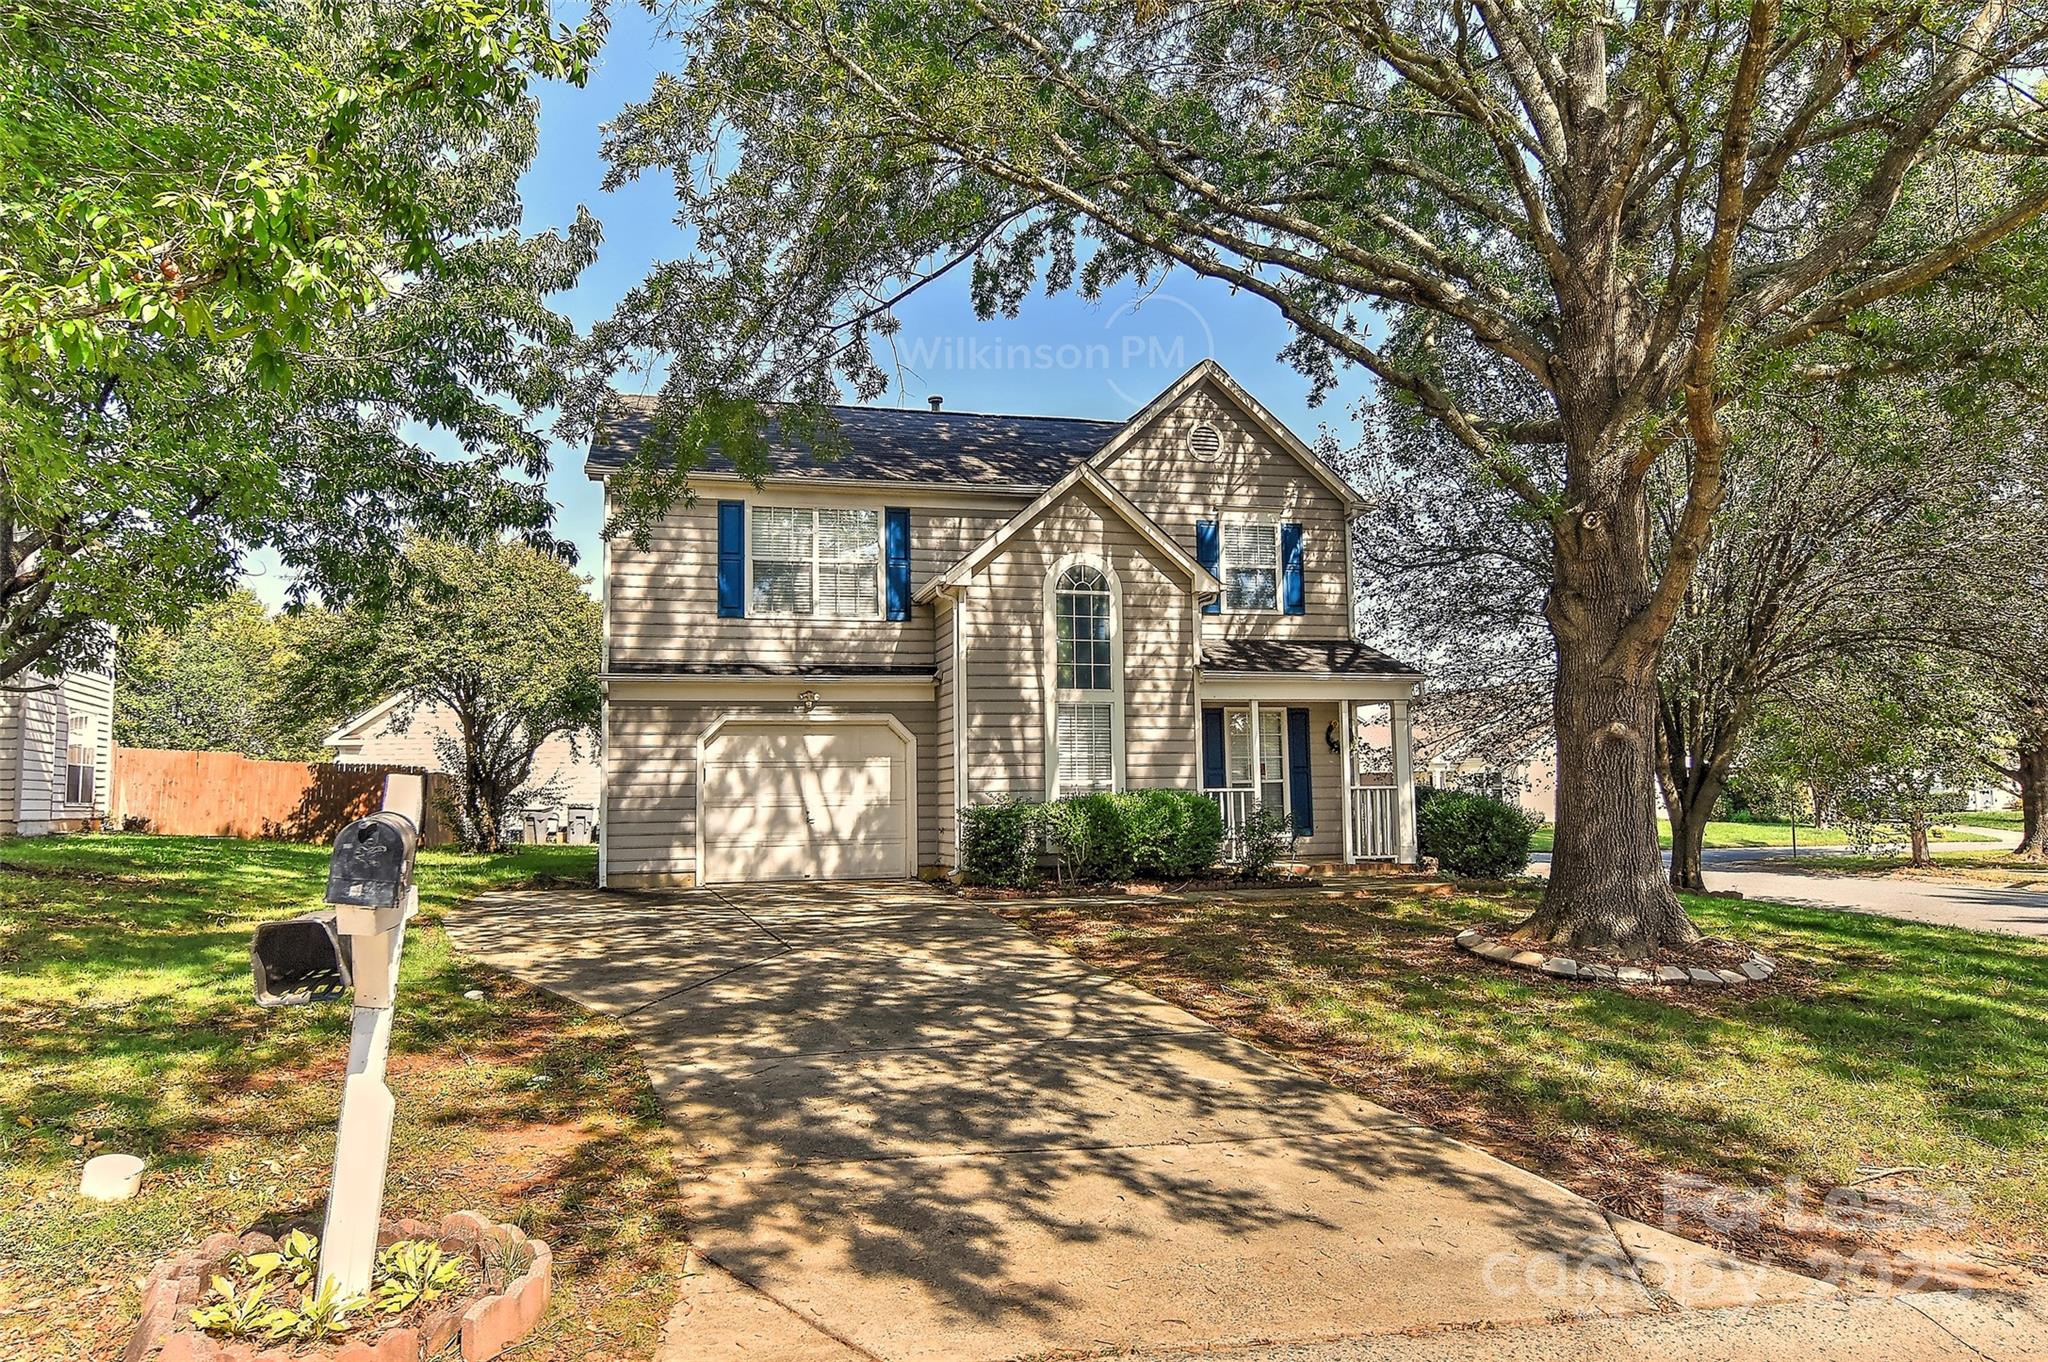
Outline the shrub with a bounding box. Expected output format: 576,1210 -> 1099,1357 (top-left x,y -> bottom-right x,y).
1124,788 -> 1225,879
1416,788 -> 1535,877
1041,792 -> 1135,884
959,800 -> 1042,888
1236,802 -> 1294,879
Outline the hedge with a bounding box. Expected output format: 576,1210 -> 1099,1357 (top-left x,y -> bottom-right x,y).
957,789 -> 1225,887
1415,786 -> 1536,878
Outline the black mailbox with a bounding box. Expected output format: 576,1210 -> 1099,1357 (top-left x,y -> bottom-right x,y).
252,911 -> 353,1006
325,812 -> 418,908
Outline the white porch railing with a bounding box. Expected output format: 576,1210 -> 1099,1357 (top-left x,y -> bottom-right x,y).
1350,783 -> 1398,860
1206,787 -> 1255,862
1205,784 -> 1400,863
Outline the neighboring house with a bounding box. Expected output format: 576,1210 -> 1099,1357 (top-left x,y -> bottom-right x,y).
1419,730 -> 1558,823
0,667 -> 116,836
325,695 -> 603,834
585,359 -> 1424,888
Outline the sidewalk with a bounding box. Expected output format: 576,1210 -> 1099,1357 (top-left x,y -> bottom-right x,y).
1116,1284 -> 2048,1361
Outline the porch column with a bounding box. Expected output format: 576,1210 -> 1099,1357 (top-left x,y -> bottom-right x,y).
1339,699 -> 1356,864
1248,699 -> 1263,812
1392,698 -> 1418,865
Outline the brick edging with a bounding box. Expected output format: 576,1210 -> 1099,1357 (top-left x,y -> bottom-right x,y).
129,1212 -> 551,1362
1455,929 -> 1777,985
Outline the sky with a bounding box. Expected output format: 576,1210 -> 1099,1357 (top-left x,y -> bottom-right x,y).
247,5 -> 1380,602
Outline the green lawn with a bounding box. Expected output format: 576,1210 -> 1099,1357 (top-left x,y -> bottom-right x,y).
1004,882 -> 2048,1282
1528,817 -> 2001,853
1772,852 -> 2048,889
1954,810 -> 2026,832
0,835 -> 684,1361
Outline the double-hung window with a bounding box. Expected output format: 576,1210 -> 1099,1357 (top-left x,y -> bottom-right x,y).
64,713 -> 94,806
1051,563 -> 1117,795
750,506 -> 880,617
1220,521 -> 1280,611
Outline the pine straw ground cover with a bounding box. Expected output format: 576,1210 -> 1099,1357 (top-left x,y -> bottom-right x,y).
996,880 -> 2048,1293
0,835 -> 687,1362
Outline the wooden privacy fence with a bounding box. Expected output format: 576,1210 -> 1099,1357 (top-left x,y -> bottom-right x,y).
112,749 -> 456,845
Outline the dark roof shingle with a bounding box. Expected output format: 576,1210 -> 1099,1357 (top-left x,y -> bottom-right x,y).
1200,638 -> 1422,677
586,395 -> 1121,486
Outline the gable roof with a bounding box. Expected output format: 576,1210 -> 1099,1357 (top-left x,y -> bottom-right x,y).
1090,359 -> 1365,510
915,463 -> 1219,602
585,396 -> 1121,487
324,693 -> 409,749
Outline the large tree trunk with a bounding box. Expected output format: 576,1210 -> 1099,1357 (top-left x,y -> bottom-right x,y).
1517,496 -> 1703,958
2015,733 -> 2047,861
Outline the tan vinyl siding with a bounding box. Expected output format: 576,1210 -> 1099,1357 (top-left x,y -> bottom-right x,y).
607,487 -> 1018,670
1302,700 -> 1342,861
933,597 -> 958,867
603,697 -> 940,887
1094,377 -> 1352,640
961,484 -> 1198,803
331,701 -> 601,809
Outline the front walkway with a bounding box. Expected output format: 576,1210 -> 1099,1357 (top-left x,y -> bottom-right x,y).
452,883 -> 1825,1362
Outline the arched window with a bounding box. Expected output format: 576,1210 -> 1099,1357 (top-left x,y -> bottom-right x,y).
1047,559 -> 1122,796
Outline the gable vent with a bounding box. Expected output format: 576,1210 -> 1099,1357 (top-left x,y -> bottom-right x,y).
1187,421 -> 1223,460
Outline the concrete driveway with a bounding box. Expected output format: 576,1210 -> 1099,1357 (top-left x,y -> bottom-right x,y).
453,883 -> 1823,1362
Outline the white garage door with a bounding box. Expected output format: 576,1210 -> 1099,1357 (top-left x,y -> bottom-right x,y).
699,721 -> 912,884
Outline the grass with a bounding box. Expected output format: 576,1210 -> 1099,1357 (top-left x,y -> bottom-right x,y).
1001,881 -> 2048,1286
1772,852 -> 2048,890
0,834 -> 686,1362
1528,817 -> 2002,853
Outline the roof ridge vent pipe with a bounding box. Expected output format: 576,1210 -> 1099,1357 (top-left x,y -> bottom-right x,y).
928,394 -> 943,411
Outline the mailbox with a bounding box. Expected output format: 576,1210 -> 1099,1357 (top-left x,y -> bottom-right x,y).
324,812 -> 418,908
252,911 -> 353,1006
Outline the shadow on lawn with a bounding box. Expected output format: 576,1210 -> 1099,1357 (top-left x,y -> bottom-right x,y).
1013,883 -> 2048,1220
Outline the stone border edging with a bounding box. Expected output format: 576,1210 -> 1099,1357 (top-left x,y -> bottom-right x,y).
129,1212 -> 551,1362
1456,929 -> 1777,985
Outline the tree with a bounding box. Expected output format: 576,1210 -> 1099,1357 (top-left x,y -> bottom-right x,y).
1749,654 -> 1994,866
1979,536 -> 2048,858
1,0 -> 601,687
592,0 -> 2048,955
298,541 -> 601,852
1651,388 -> 2038,889
1352,367 -> 2039,890
116,591 -> 338,760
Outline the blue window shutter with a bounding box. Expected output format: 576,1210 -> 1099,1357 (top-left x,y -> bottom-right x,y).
1201,708 -> 1227,789
1196,519 -> 1221,615
885,507 -> 912,621
1286,707 -> 1313,835
1281,522 -> 1306,615
716,500 -> 745,618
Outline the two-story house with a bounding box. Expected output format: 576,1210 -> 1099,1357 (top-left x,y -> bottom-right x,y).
585,360 -> 1422,887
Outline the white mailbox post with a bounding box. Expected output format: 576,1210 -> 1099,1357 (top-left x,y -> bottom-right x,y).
249,775 -> 423,1300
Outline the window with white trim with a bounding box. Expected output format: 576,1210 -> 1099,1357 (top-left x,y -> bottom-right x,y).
1221,520 -> 1280,611
1051,563 -> 1118,795
750,506 -> 880,617
65,712 -> 94,806
1223,707 -> 1286,812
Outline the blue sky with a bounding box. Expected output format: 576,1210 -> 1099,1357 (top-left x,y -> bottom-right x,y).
248,5 -> 1378,601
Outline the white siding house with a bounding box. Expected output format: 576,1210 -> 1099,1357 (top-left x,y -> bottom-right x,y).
0,667 -> 116,836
